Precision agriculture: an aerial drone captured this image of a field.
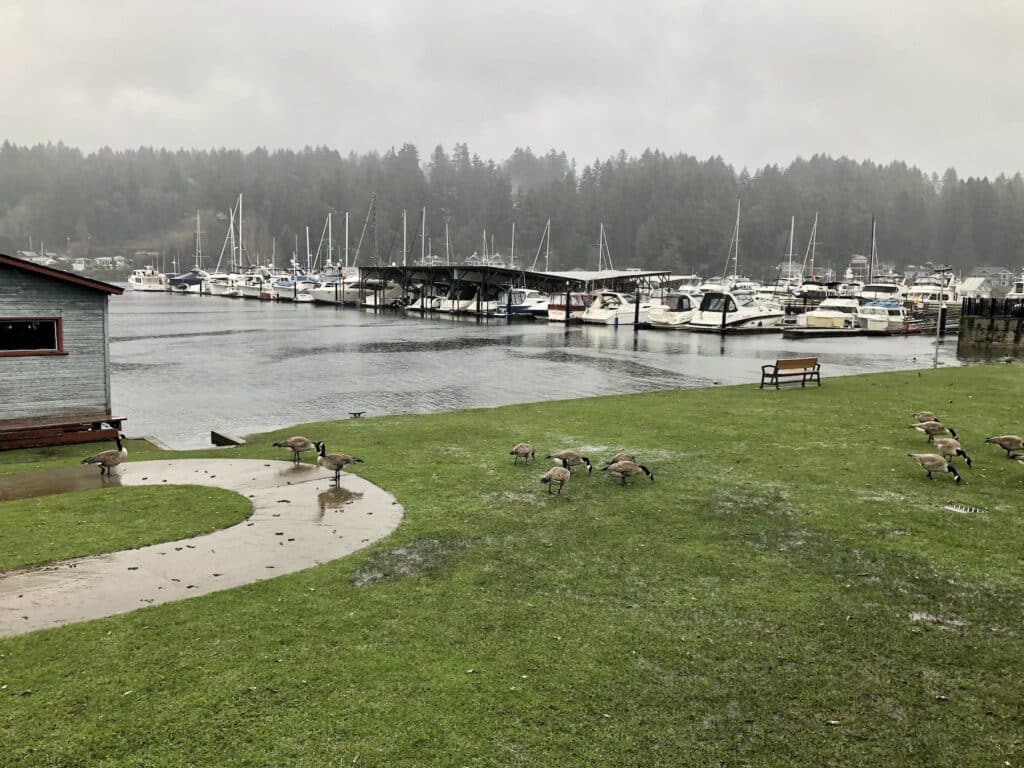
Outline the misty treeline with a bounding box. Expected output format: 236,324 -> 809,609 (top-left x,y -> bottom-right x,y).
1,140 -> 1023,276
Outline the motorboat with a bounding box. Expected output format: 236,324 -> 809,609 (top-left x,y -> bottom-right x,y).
687,290 -> 785,333
273,274 -> 318,302
361,280 -> 408,309
858,280 -> 906,304
168,268 -> 210,293
405,283 -> 450,313
1007,274 -> 1024,301
436,284 -> 478,313
857,300 -> 926,334
580,291 -> 653,326
647,292 -> 697,329
494,288 -> 550,319
203,271 -> 242,297
127,266 -> 168,292
547,292 -> 593,322
802,298 -> 861,329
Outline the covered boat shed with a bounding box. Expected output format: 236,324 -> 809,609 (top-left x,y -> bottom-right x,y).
0,253 -> 124,449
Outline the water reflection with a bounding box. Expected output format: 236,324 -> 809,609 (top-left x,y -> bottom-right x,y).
0,466 -> 122,502
317,486 -> 363,522
109,292 -> 962,449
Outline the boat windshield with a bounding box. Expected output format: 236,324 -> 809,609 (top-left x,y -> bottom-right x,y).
864,284 -> 900,294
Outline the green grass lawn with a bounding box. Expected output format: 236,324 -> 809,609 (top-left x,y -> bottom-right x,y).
1,366 -> 1023,766
0,486 -> 251,572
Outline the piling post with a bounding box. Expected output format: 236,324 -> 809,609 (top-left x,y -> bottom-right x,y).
506,284 -> 513,318
565,283 -> 572,324
633,288 -> 641,328
720,295 -> 728,334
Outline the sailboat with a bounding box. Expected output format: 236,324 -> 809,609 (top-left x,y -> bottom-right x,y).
169,211 -> 211,293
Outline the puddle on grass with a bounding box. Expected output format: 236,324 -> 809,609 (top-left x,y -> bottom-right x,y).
353,537 -> 472,587
0,466 -> 123,502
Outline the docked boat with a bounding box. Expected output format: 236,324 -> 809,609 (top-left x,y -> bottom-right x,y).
687,290 -> 785,333
857,300 -> 926,334
168,268 -> 210,293
436,284 -> 478,313
273,274 -> 318,302
494,288 -> 550,319
1008,274 -> 1024,301
547,292 -> 593,322
405,283 -> 450,313
803,298 -> 860,329
361,280 -> 408,309
127,266 -> 168,292
647,292 -> 697,329
580,291 -> 653,326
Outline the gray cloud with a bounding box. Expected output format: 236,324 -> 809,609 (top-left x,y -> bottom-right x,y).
1,0 -> 1022,177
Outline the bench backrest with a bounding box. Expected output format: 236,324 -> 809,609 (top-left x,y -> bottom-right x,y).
775,357 -> 818,370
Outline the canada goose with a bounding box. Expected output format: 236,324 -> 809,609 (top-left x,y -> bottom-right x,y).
272,435 -> 315,465
932,437 -> 972,468
601,452 -> 636,469
545,450 -> 593,474
81,433 -> 128,475
601,460 -> 654,486
315,441 -> 364,483
913,411 -> 938,423
907,421 -> 957,443
540,460 -> 571,494
984,435 -> 1024,457
509,442 -> 536,464
907,453 -> 961,483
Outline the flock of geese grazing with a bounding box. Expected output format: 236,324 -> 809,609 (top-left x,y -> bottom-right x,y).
510,443 -> 654,494
906,410 -> 1024,483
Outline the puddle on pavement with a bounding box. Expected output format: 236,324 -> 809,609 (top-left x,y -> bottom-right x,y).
0,466 -> 123,502
318,486 -> 363,520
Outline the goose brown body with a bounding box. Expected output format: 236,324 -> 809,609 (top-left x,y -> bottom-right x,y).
601,460 -> 654,486
932,437 -> 973,468
509,443 -> 536,464
545,450 -> 592,473
540,465 -> 571,494
315,441 -> 363,483
913,411 -> 938,423
984,435 -> 1024,457
272,436 -> 316,464
602,452 -> 636,468
908,421 -> 957,443
81,434 -> 127,475
907,453 -> 961,483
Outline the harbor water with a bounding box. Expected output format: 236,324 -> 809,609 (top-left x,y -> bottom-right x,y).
110,292 -> 962,448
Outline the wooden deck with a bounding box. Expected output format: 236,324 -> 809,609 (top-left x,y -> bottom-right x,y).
0,415 -> 125,450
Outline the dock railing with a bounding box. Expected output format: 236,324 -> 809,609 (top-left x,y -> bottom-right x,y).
962,297 -> 1024,318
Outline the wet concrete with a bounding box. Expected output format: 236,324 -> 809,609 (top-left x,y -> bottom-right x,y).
0,459 -> 403,637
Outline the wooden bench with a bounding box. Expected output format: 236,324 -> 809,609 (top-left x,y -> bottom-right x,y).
0,415 -> 126,450
349,411 -> 366,419
759,357 -> 821,390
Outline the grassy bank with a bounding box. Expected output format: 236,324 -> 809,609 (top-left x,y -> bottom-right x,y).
1,367 -> 1023,766
0,487 -> 251,572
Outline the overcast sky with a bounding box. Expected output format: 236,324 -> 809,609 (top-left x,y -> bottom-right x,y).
2,1 -> 1021,179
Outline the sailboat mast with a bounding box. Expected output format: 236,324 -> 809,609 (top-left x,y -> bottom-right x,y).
305,226 -> 311,272
402,210 -> 407,267
344,212 -> 349,271
869,215 -> 877,283
598,222 -> 605,270
421,206 -> 426,264
545,219 -> 551,271
787,216 -> 795,279
194,210 -> 202,270
445,221 -> 451,266
510,221 -> 515,268
809,212 -> 818,278
327,212 -> 333,267
237,193 -> 243,270
733,199 -> 741,276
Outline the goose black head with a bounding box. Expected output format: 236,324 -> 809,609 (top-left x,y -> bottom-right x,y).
948,427 -> 958,439
640,465 -> 654,481
560,457 -> 571,469
581,457 -> 592,474
315,441 -> 326,455
948,464 -> 962,483
958,450 -> 973,468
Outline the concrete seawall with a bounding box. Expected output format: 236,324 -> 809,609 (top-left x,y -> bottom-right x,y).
958,314 -> 1024,353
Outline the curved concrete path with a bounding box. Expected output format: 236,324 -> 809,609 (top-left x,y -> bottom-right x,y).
0,460 -> 403,638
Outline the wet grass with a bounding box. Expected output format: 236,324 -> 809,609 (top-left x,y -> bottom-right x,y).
0,487 -> 252,572
2,366 -> 1024,766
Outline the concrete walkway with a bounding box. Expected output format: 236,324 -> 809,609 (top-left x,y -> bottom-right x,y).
0,459 -> 403,638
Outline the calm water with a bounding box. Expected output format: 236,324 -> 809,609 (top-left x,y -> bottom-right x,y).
110,291 -> 961,448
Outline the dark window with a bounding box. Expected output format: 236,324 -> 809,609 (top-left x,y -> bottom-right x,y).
0,317 -> 63,356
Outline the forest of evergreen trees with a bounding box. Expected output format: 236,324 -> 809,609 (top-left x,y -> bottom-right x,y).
2,140 -> 1023,278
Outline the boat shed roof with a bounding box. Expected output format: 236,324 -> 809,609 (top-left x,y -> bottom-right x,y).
0,253 -> 124,295
357,264 -> 670,290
